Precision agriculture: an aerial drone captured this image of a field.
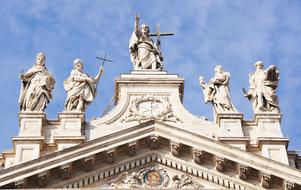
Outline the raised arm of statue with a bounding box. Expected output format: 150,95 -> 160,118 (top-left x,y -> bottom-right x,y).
64,59 -> 102,112
94,66 -> 104,83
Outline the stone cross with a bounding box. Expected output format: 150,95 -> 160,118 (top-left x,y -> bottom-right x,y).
96,53 -> 113,67
149,24 -> 174,52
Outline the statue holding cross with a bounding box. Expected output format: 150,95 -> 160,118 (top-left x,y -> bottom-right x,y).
63,55 -> 112,112
129,14 -> 174,71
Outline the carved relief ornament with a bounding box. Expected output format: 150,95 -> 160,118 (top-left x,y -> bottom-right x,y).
109,166 -> 202,189
122,96 -> 181,123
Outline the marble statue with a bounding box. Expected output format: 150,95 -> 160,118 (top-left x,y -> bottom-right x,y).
129,14 -> 163,70
64,59 -> 103,112
244,61 -> 280,113
199,65 -> 236,112
19,52 -> 55,111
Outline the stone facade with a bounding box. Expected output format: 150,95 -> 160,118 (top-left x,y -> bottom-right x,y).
0,70 -> 300,189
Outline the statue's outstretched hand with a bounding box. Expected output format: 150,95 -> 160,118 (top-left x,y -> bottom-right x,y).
134,13 -> 140,21
99,66 -> 104,75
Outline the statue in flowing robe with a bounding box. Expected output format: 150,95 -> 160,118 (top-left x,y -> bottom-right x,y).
64,59 -> 103,112
129,15 -> 163,70
19,52 -> 55,111
199,65 -> 237,112
244,61 -> 280,113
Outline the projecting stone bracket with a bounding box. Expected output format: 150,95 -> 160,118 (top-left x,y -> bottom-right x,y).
82,155 -> 95,172
215,156 -> 225,172
285,181 -> 295,190
149,135 -> 159,149
193,149 -> 205,165
171,141 -> 181,157
37,171 -> 48,187
127,141 -> 137,156
14,179 -> 26,189
261,173 -> 271,188
106,148 -> 116,164
238,165 -> 249,180
61,163 -> 72,179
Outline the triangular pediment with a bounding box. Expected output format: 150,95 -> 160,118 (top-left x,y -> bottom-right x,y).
0,120 -> 300,189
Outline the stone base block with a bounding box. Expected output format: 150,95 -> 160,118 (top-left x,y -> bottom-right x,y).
58,111 -> 85,137
18,112 -> 45,136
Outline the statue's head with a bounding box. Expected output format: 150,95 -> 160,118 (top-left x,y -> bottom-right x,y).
254,61 -> 264,69
214,65 -> 223,73
36,52 -> 46,66
141,23 -> 150,35
73,59 -> 83,71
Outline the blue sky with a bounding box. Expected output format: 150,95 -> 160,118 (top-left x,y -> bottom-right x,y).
0,0 -> 300,153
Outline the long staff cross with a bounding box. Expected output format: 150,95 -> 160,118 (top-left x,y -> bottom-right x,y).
96,53 -> 113,67
149,24 -> 174,52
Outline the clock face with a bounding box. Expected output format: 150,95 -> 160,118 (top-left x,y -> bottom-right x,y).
136,100 -> 164,117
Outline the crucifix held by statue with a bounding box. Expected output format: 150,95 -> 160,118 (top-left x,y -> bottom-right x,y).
129,14 -> 174,71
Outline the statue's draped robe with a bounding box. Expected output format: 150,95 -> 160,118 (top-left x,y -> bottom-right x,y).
129,30 -> 162,70
248,66 -> 279,112
19,65 -> 55,111
203,72 -> 236,112
64,70 -> 98,111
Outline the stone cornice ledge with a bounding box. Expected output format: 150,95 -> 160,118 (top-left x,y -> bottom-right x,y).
0,121 -> 300,187
243,113 -> 282,125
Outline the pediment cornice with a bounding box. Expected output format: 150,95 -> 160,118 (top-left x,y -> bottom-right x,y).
0,120 -> 300,188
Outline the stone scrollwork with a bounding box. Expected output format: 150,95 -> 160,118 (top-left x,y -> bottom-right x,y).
109,166 -> 169,189
109,166 -> 204,189
110,172 -> 140,189
172,174 -> 204,189
122,96 -> 181,123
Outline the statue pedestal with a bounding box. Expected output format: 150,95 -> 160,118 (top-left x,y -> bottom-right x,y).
14,112 -> 46,164
54,111 -> 85,151
215,112 -> 247,150
18,111 -> 45,136
253,113 -> 288,164
215,112 -> 244,136
253,113 -> 283,137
